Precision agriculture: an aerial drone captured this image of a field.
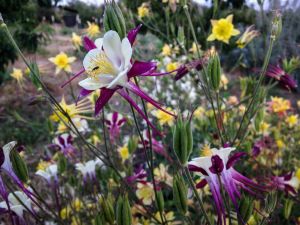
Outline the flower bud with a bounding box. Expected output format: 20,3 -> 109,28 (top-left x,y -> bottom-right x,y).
103,0 -> 126,39
100,196 -> 115,224
238,196 -> 254,225
271,11 -> 282,41
10,148 -> 29,183
207,53 -> 221,91
156,190 -> 164,213
94,213 -> 105,225
116,195 -> 132,225
254,107 -> 264,131
265,191 -> 277,215
173,174 -> 188,215
284,199 -> 294,220
58,153 -> 67,174
177,26 -> 185,47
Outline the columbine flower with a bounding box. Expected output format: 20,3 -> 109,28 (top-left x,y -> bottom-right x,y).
105,112 -> 126,143
259,122 -> 270,135
266,65 -> 298,90
161,44 -> 172,56
62,25 -> 176,134
166,62 -> 178,73
36,164 -> 58,184
136,182 -> 155,205
49,134 -> 77,158
49,52 -> 76,74
86,22 -> 100,38
118,144 -> 130,162
126,165 -> 147,183
236,25 -> 259,48
153,211 -> 175,224
267,96 -> 291,116
154,164 -> 173,186
0,191 -> 33,221
285,114 -> 298,128
188,147 -> 265,224
138,3 -> 150,19
271,172 -> 299,195
152,107 -> 175,126
10,68 -> 24,86
72,32 -> 82,49
57,118 -> 90,135
75,159 -> 103,182
207,15 -> 240,44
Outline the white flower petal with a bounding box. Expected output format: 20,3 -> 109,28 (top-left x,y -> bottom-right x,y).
103,31 -> 123,68
95,38 -> 103,49
83,48 -> 102,71
189,156 -> 212,173
78,75 -> 113,90
211,147 -> 235,165
121,38 -> 132,68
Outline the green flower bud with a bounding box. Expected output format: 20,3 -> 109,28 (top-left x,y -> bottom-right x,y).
173,174 -> 188,215
156,190 -> 164,213
10,148 -> 29,183
177,26 -> 185,47
94,213 -> 105,225
254,107 -> 264,131
101,196 -> 115,224
57,153 -> 67,174
238,196 -> 254,225
116,195 -> 132,225
173,116 -> 193,165
265,191 -> 277,215
271,11 -> 282,41
103,0 -> 126,39
207,53 -> 221,91
284,199 -> 294,220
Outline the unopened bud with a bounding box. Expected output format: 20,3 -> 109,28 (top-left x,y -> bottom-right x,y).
57,153 -> 67,174
10,147 -> 29,183
238,195 -> 254,224
173,174 -> 188,214
207,53 -> 221,91
94,213 -> 105,225
103,0 -> 126,39
284,199 -> 294,220
100,196 -> 115,224
271,11 -> 282,41
156,190 -> 164,213
116,195 -> 132,225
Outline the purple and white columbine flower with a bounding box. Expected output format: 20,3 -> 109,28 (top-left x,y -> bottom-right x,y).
62,25 -> 177,134
188,147 -> 265,225
75,159 -> 103,182
105,112 -> 126,143
126,164 -> 147,183
270,172 -> 299,196
49,134 -> 76,159
36,164 -> 58,184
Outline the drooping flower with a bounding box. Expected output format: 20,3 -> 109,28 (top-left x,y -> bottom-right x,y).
49,134 -> 77,158
188,147 -> 265,224
72,32 -> 82,49
174,58 -> 204,81
105,112 -> 126,143
0,191 -> 34,221
85,22 -> 100,38
236,25 -> 259,48
266,65 -> 298,90
285,114 -> 298,128
138,3 -> 150,19
136,182 -> 155,205
270,172 -> 299,195
75,159 -> 103,181
62,25 -> 177,134
207,15 -> 240,44
49,52 -> 76,74
10,68 -> 24,86
36,164 -> 58,184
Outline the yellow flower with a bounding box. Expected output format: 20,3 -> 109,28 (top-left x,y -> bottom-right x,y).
201,144 -> 212,156
194,106 -> 205,120
166,62 -> 178,72
259,122 -> 270,134
276,139 -> 285,149
136,183 -> 154,205
162,44 -> 172,56
49,52 -> 76,74
285,114 -> 298,128
36,160 -> 51,171
154,164 -> 172,186
239,105 -> 246,114
227,96 -> 238,105
71,217 -> 80,225
269,97 -> 291,115
236,25 -> 259,48
207,14 -> 240,44
138,3 -> 150,19
189,42 -> 198,54
86,22 -> 100,38
60,207 -> 71,219
297,100 -> 300,109
220,74 -> 229,90
50,96 -> 93,123
72,198 -> 83,212
154,211 -> 175,224
10,68 -> 24,85
90,134 -> 101,145
296,168 -> 300,180
72,32 -> 82,49
153,107 -> 175,126
118,144 -> 130,161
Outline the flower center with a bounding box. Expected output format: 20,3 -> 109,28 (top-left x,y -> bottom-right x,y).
86,52 -> 117,78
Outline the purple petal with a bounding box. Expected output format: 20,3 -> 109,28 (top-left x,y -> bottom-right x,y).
188,164 -> 208,176
196,179 -> 208,189
0,176 -> 8,199
175,59 -> 204,81
226,152 -> 247,169
127,24 -> 142,46
0,148 -> 4,167
95,88 -> 116,116
127,82 -> 176,117
61,68 -> 85,88
77,88 -> 93,103
117,118 -> 127,126
58,135 -> 65,147
231,169 -> 266,191
209,155 -> 224,174
117,89 -> 161,136
112,112 -> 118,123
127,60 -> 157,79
83,36 -> 97,51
